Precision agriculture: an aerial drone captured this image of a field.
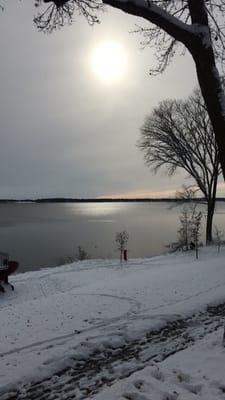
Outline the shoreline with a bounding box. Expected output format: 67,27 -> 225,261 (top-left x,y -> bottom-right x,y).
1,197 -> 225,204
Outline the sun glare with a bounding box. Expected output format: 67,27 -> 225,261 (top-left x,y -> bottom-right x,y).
91,41 -> 127,84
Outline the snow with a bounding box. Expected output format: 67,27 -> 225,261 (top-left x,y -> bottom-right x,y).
212,65 -> 225,119
1,247 -> 225,398
92,329 -> 225,400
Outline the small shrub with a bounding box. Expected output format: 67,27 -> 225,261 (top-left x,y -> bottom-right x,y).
76,245 -> 88,261
214,225 -> 224,252
115,230 -> 129,263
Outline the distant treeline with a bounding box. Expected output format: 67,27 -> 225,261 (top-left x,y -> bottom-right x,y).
1,197 -> 225,203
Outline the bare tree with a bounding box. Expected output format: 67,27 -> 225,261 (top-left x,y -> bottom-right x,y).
190,209 -> 202,259
31,1 -> 225,182
214,225 -> 224,252
176,188 -> 202,259
178,205 -> 193,251
138,89 -> 220,244
34,0 -> 101,31
176,185 -> 198,251
115,230 -> 129,263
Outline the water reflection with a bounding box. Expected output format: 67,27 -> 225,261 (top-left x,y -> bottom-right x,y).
70,202 -> 123,217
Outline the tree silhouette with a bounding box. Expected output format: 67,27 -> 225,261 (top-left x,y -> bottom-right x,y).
138,89 -> 220,244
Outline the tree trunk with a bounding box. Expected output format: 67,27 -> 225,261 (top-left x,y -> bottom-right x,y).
195,241 -> 198,260
188,44 -> 225,180
206,171 -> 218,244
206,199 -> 215,245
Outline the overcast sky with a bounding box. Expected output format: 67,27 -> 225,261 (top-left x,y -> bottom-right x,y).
1,1 -> 218,199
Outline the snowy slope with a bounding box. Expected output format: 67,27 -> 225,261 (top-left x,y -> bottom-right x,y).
1,247 -> 225,395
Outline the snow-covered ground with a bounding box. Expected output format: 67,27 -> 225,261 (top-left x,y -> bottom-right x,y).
1,247 -> 225,399
92,329 -> 225,400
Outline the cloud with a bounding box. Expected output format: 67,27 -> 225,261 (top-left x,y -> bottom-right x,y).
0,3 -> 196,198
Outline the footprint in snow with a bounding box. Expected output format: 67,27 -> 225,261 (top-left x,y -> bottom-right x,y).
133,379 -> 145,391
174,370 -> 190,383
123,393 -> 149,400
180,382 -> 202,395
161,393 -> 178,400
150,367 -> 165,382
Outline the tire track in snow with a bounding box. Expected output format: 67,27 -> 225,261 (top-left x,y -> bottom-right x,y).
1,303 -> 225,400
0,293 -> 141,358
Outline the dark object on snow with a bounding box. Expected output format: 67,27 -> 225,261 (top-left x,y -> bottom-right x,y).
0,253 -> 19,293
190,241 -> 195,250
123,249 -> 128,261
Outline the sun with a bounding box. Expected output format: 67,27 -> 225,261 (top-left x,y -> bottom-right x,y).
91,41 -> 127,84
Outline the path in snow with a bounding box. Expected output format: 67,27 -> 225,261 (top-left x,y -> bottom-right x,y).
1,303 -> 225,400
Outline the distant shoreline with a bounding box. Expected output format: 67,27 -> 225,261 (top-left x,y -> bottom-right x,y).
0,197 -> 225,203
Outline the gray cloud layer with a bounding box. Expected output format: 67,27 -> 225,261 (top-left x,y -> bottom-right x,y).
0,2 -> 197,198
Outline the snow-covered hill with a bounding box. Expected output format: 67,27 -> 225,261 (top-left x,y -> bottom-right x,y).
1,247 -> 225,399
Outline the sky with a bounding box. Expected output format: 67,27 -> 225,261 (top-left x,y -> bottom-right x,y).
1,1 -> 223,199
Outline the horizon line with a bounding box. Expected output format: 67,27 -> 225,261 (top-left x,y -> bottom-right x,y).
0,196 -> 225,203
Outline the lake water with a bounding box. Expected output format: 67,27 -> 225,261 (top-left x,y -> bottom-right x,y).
1,201 -> 225,272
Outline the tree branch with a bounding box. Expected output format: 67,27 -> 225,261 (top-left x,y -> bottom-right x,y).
103,0 -> 194,46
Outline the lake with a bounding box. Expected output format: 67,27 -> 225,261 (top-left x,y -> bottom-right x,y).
0,201 -> 225,272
